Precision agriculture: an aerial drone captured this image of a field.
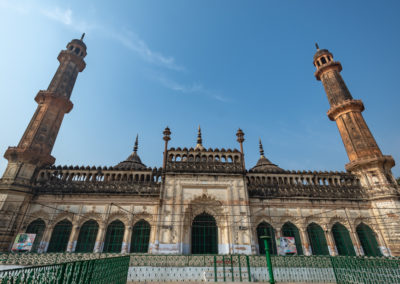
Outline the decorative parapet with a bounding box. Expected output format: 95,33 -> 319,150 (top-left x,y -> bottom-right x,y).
166,147 -> 244,174
246,170 -> 365,200
33,165 -> 162,195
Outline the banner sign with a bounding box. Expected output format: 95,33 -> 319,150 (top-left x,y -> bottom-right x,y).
12,233 -> 36,252
276,236 -> 297,255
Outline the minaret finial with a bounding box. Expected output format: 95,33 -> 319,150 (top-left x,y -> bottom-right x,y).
315,43 -> 319,50
81,33 -> 85,41
133,134 -> 138,153
259,138 -> 265,157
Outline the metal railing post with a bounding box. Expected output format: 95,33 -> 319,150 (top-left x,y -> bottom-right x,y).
230,254 -> 234,282
223,255 -> 226,282
246,255 -> 251,282
238,255 -> 242,282
214,255 -> 217,282
261,236 -> 275,284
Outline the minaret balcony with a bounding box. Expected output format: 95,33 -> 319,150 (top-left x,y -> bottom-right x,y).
327,99 -> 364,121
34,90 -> 74,113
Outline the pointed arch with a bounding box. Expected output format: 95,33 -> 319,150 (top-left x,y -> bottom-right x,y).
75,220 -> 99,252
282,222 -> 303,255
257,222 -> 276,255
26,219 -> 46,252
191,212 -> 218,254
47,219 -> 72,252
103,220 -> 125,253
356,223 -> 382,256
332,222 -> 356,256
130,220 -> 151,253
307,222 -> 329,255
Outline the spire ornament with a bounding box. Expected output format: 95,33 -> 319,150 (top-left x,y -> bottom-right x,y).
133,134 -> 139,153
81,33 -> 85,41
259,138 -> 265,158
315,43 -> 319,50
195,125 -> 204,151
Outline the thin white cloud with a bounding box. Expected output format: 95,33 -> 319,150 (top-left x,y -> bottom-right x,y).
40,7 -> 95,34
41,7 -> 72,25
155,74 -> 229,102
40,6 -> 183,71
2,1 -> 227,102
111,29 -> 184,71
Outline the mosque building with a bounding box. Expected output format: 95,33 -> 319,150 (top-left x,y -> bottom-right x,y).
0,36 -> 398,257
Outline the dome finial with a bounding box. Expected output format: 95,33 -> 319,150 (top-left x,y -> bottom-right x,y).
133,134 -> 139,153
315,43 -> 320,50
259,138 -> 265,157
81,33 -> 85,41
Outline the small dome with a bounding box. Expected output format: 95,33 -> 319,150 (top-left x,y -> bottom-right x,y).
114,152 -> 146,170
114,135 -> 146,170
251,139 -> 284,173
251,156 -> 285,173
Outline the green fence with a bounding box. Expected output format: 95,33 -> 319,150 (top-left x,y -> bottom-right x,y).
128,254 -> 400,283
1,253 -> 400,283
331,256 -> 400,284
0,255 -> 129,284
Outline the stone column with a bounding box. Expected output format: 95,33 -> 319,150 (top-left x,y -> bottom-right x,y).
376,232 -> 391,256
38,226 -> 53,253
121,225 -> 132,253
66,225 -> 80,252
349,230 -> 362,256
325,229 -> 337,256
299,228 -> 311,256
275,228 -> 282,238
94,225 -> 106,253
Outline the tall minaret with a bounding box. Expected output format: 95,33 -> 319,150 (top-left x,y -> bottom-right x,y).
313,44 -> 397,192
314,45 -> 400,255
2,35 -> 87,184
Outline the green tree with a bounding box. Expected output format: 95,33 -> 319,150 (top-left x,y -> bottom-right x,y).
397,177 -> 400,185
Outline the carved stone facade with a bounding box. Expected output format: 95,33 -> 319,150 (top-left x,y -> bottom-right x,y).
0,38 -> 398,256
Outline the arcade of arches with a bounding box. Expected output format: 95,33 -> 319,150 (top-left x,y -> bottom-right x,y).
26,213 -> 383,256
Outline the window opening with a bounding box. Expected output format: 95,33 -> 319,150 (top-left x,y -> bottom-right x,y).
282,222 -> 303,255
103,220 -> 125,253
130,220 -> 150,253
75,220 -> 99,253
356,223 -> 382,256
47,219 -> 72,252
307,223 -> 329,255
26,219 -> 46,252
332,223 -> 356,256
257,222 -> 277,255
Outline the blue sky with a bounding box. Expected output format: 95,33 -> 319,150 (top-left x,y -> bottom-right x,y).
0,0 -> 399,177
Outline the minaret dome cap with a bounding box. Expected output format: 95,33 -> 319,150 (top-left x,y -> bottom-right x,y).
313,48 -> 332,62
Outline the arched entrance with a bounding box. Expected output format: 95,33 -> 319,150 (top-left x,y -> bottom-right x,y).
282,222 -> 303,255
103,220 -> 125,253
130,220 -> 151,253
26,219 -> 46,252
356,223 -> 382,256
47,219 -> 72,252
332,223 -> 356,256
307,223 -> 329,255
191,212 -> 218,254
75,220 -> 99,252
257,222 -> 276,255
